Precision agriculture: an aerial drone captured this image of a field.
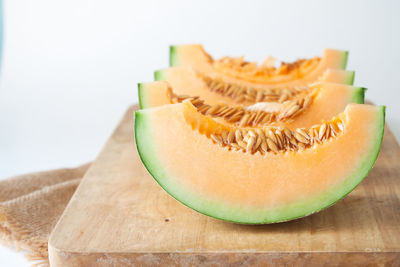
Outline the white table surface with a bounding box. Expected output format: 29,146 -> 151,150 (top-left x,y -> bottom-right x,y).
1,0 -> 399,265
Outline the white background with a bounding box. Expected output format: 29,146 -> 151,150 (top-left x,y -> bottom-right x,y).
0,0 -> 399,265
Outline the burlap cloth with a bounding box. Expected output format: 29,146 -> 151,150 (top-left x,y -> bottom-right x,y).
0,163 -> 91,266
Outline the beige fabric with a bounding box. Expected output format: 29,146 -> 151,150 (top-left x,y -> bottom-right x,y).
0,164 -> 90,266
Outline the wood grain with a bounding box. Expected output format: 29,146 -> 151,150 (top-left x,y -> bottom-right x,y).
48,105 -> 400,266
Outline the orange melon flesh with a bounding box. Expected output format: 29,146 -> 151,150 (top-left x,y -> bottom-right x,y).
153,67 -> 355,107
135,102 -> 385,224
138,81 -> 365,129
169,44 -> 349,87
279,83 -> 364,129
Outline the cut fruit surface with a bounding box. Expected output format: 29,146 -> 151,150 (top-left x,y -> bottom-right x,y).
135,102 -> 385,224
139,81 -> 365,129
169,44 -> 349,87
154,67 -> 355,107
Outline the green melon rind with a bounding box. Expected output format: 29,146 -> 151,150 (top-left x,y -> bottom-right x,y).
134,105 -> 385,224
346,70 -> 355,85
138,83 -> 147,109
338,70 -> 355,85
350,87 -> 366,104
340,50 -> 349,70
154,69 -> 167,81
170,46 -> 179,67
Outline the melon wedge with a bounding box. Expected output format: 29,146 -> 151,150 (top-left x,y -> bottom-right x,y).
169,44 -> 349,87
153,67 -> 355,107
135,102 -> 385,224
138,81 -> 365,129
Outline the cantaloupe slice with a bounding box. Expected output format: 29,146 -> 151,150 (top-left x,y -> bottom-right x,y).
153,67 -> 355,107
139,81 -> 365,129
135,102 -> 385,224
169,44 -> 350,87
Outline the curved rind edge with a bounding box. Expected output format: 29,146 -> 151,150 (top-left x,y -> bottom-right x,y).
341,50 -> 349,70
134,105 -> 385,224
169,45 -> 179,67
138,83 -> 146,109
351,87 -> 366,104
154,69 -> 167,81
347,70 -> 355,85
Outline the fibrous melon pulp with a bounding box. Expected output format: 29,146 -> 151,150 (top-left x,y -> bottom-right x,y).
149,67 -> 355,108
168,44 -> 351,87
135,102 -> 384,224
139,81 -> 365,130
135,45 -> 383,224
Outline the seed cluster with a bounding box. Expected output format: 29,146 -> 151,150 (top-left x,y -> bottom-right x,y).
213,56 -> 321,77
167,88 -> 314,127
209,121 -> 344,154
200,74 -> 308,104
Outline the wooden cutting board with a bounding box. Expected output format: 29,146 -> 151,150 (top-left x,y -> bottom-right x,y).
48,105 -> 400,266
